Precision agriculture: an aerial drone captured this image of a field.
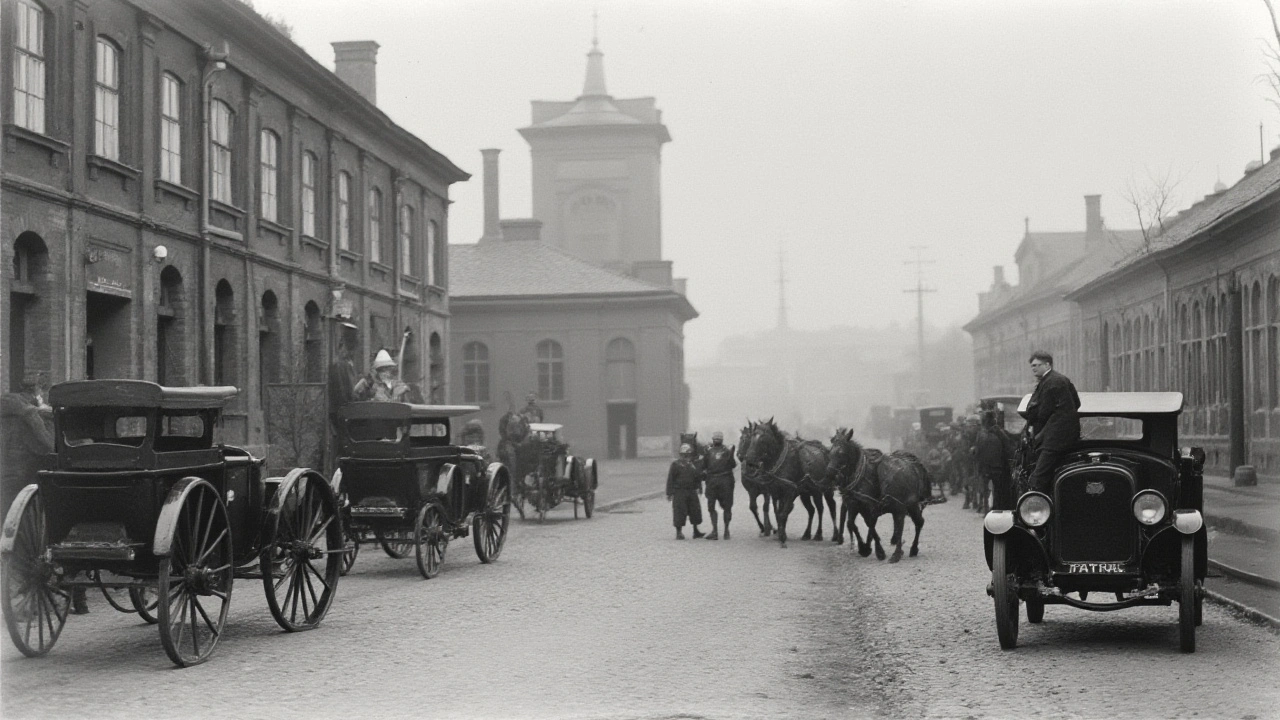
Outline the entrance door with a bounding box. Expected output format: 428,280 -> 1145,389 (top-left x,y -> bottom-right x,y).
85,292 -> 131,379
607,402 -> 637,460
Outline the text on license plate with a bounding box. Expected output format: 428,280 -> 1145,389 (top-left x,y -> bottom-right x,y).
1067,562 -> 1125,573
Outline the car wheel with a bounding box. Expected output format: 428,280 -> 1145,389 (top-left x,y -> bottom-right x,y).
1179,535 -> 1196,653
992,536 -> 1019,650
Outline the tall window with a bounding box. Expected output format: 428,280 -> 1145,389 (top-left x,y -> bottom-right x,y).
536,340 -> 564,401
606,337 -> 636,400
400,205 -> 415,275
429,220 -> 445,286
160,73 -> 182,183
1269,277 -> 1280,411
13,0 -> 46,133
94,38 -> 120,160
368,188 -> 382,263
210,101 -> 233,203
259,130 -> 279,222
425,219 -> 436,285
462,342 -> 490,404
337,172 -> 351,250
301,152 -> 316,236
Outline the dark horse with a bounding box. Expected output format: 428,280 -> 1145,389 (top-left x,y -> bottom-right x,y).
738,422 -> 774,536
742,419 -> 829,548
827,428 -> 932,563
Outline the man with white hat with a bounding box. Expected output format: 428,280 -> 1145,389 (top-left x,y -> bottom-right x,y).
353,349 -> 412,402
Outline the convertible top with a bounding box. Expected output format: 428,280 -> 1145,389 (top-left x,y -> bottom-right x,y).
339,402 -> 480,421
49,380 -> 238,409
1017,391 -> 1183,417
529,423 -> 563,433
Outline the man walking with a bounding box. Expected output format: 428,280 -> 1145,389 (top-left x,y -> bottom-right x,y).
974,410 -> 1015,512
666,444 -> 706,540
1023,350 -> 1081,493
702,432 -> 737,540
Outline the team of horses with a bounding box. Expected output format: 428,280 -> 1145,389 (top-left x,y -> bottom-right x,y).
684,421 -> 939,562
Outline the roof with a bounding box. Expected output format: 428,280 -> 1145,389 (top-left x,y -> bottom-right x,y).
49,381 -> 238,409
1016,391 -> 1183,417
451,241 -> 668,297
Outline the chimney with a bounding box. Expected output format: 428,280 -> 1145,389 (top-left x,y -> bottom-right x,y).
331,41 -> 379,105
993,265 -> 1006,287
479,149 -> 503,243
1084,195 -> 1103,235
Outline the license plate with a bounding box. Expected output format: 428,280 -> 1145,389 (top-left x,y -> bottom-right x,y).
1066,562 -> 1126,573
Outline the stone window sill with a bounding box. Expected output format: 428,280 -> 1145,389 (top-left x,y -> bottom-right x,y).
88,154 -> 140,184
4,124 -> 69,166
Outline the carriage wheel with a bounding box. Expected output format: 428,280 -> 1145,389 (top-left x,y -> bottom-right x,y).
340,526 -> 360,576
1025,599 -> 1044,624
414,504 -> 448,579
262,471 -> 343,632
583,489 -> 595,519
535,473 -> 547,523
130,586 -> 160,624
1178,535 -> 1196,653
991,536 -> 1019,650
1,489 -> 70,658
157,481 -> 233,667
473,479 -> 510,563
583,459 -> 597,519
376,530 -> 415,559
96,570 -> 135,614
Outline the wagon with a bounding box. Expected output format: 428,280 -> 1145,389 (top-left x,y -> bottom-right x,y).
983,392 -> 1207,652
513,423 -> 598,523
332,402 -> 511,579
0,380 -> 342,667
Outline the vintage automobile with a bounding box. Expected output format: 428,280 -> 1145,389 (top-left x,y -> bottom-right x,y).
978,395 -> 1027,438
332,402 -> 511,579
513,423 -> 598,523
919,406 -> 954,444
983,391 -> 1207,652
0,380 -> 343,667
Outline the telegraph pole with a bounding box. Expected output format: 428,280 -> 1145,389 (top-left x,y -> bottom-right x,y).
777,246 -> 789,331
903,246 -> 935,403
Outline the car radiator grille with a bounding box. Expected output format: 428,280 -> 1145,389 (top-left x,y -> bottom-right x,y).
1054,466 -> 1134,563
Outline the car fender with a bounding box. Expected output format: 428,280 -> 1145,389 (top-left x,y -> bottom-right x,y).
0,484 -> 40,554
152,477 -> 223,557
1142,524 -> 1208,581
983,524 -> 1049,574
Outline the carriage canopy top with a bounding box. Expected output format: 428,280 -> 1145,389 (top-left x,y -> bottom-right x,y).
528,423 -> 563,433
48,380 -> 239,409
339,402 -> 480,421
1017,391 -> 1184,418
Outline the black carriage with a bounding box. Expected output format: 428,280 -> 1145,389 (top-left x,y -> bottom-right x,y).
983,392 -> 1207,652
513,423 -> 598,523
333,402 -> 511,579
0,380 -> 342,667
919,406 -> 954,443
978,395 -> 1027,439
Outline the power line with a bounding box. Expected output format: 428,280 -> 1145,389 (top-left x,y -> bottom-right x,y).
903,246 -> 935,400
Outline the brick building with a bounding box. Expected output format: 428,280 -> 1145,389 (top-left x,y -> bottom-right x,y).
2,0 -> 467,466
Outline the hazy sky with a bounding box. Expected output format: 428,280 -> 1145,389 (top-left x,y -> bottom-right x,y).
252,0 -> 1279,364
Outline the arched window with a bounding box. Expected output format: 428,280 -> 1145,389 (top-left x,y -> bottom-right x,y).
9,232 -> 51,392
400,205 -> 416,276
1247,281 -> 1265,412
259,130 -> 280,222
427,219 -> 442,286
214,280 -> 236,387
301,152 -> 317,236
1206,296 -> 1219,403
303,301 -> 323,383
368,187 -> 382,264
157,266 -> 187,386
428,332 -> 444,403
160,73 -> 183,183
210,101 -> 233,203
462,341 -> 490,404
1269,276 -> 1279,410
606,337 -> 636,401
258,291 -> 281,400
337,171 -> 352,250
536,339 -> 564,401
94,37 -> 120,160
1100,321 -> 1111,390
13,0 -> 46,133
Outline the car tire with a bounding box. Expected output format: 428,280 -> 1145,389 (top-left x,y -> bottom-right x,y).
992,536 -> 1019,650
1179,535 -> 1196,653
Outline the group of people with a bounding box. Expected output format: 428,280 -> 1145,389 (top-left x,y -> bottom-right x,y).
665,431 -> 738,540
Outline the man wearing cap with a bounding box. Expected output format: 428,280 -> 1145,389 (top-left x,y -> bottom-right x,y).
353,349 -> 412,402
520,392 -> 544,423
701,431 -> 737,540
666,444 -> 706,540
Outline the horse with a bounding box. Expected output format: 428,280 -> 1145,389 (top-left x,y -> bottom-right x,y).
827,428 -> 880,556
738,421 -> 774,537
792,436 -> 838,542
827,428 -> 932,563
742,419 -> 827,548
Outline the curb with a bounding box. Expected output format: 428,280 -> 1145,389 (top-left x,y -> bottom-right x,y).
1205,514 -> 1280,544
1203,588 -> 1280,630
597,490 -> 666,513
1207,558 -> 1280,590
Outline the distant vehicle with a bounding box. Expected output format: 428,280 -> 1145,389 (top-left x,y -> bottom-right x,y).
333,402 -> 511,579
1,380 -> 343,667
983,392 -> 1206,652
919,406 -> 954,443
979,395 -> 1027,437
515,423 -> 598,523
890,407 -> 917,451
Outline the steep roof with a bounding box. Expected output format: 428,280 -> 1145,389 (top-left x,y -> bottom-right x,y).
450,240 -> 677,298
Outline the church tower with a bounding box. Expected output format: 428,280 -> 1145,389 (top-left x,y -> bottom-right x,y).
518,36 -> 671,274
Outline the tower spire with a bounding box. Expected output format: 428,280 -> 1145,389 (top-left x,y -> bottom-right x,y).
582,11 -> 608,97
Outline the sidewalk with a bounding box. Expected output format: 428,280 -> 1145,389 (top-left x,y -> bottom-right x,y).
1203,474 -> 1280,589
593,457 -> 670,509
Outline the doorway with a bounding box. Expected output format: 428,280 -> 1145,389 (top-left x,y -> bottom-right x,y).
85,292 -> 131,379
607,402 -> 636,459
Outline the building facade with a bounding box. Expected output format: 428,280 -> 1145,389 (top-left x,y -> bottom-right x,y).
2,0 -> 467,467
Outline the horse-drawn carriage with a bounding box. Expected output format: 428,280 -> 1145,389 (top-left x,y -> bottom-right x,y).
0,380 -> 343,667
332,402 -> 511,579
505,423 -> 598,523
983,392 -> 1207,652
919,406 -> 954,443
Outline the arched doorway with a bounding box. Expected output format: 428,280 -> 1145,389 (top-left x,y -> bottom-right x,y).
9,233 -> 51,391
213,280 -> 237,387
428,331 -> 443,403
157,266 -> 187,385
606,337 -> 637,459
259,291 -> 281,404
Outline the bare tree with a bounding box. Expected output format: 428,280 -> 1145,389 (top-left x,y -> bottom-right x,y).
264,352 -> 326,475
1261,0 -> 1280,113
1119,166 -> 1184,254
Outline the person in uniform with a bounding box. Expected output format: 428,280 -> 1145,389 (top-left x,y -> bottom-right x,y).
353,349 -> 412,402
520,392 -> 544,423
1023,350 -> 1081,493
327,328 -> 359,433
666,444 -> 705,540
701,431 -> 737,540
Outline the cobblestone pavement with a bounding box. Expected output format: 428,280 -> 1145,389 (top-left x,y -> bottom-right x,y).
3,492 -> 1278,719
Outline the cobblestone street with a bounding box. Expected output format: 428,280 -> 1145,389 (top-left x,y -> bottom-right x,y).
3,483 -> 1278,719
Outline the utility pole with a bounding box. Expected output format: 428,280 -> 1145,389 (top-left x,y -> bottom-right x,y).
777,246 -> 789,331
903,246 -> 935,403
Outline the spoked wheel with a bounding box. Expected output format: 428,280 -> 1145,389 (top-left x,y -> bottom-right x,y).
340,526 -> 360,576
96,571 -> 135,614
414,504 -> 448,579
1025,599 -> 1044,624
473,479 -> 510,563
262,470 -> 343,632
535,473 -> 547,524
1,488 -> 71,657
130,586 -> 160,624
157,480 -> 233,667
1179,535 -> 1196,653
583,459 -> 597,519
376,530 -> 415,559
992,536 -> 1019,650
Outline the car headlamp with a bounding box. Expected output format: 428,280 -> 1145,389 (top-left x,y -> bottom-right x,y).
1131,490 -> 1167,526
1017,492 -> 1052,527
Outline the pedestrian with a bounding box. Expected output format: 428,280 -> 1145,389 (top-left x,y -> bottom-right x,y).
353,349 -> 413,402
520,392 -> 545,423
974,410 -> 1014,512
327,327 -> 359,432
1023,350 -> 1081,493
666,443 -> 705,540
701,431 -> 737,540
460,418 -> 486,447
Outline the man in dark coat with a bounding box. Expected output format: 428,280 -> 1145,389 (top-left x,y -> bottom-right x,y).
1023,350 -> 1081,493
666,444 -> 705,540
974,410 -> 1015,512
520,392 -> 545,423
701,432 -> 737,540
